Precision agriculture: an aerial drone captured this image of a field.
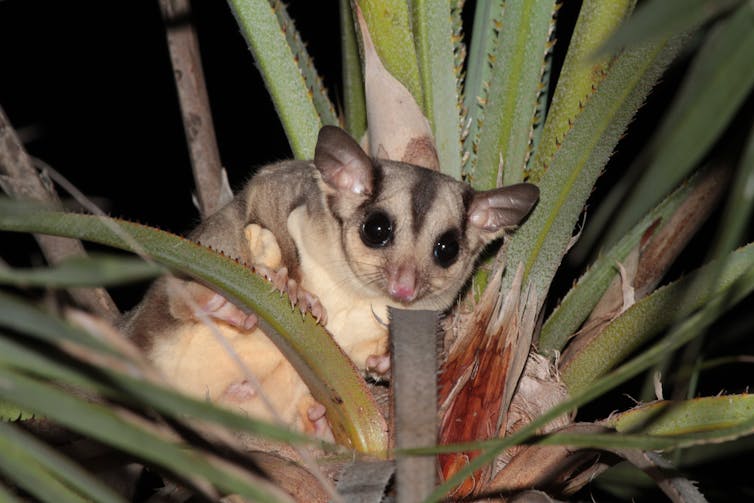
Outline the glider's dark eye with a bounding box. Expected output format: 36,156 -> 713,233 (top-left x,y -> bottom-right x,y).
360,211 -> 393,248
433,231 -> 460,268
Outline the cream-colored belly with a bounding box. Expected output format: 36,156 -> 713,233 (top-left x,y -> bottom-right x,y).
287,207 -> 389,368
150,322 -> 313,430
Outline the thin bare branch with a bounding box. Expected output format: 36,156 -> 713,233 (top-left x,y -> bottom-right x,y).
0,106 -> 119,321
159,0 -> 229,218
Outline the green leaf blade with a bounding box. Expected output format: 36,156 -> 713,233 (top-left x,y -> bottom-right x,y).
561,243 -> 754,395
429,263 -> 754,500
0,422 -> 127,503
412,0 -> 463,178
502,34 -> 686,305
0,290 -> 116,356
528,0 -> 635,183
598,0 -> 743,56
462,0 -> 504,179
0,203 -> 388,455
340,0 -> 367,140
539,168 -> 708,354
471,0 -> 558,188
606,4 -> 754,243
0,438 -> 89,503
0,368 -> 290,503
0,327 -> 314,447
606,396 -> 754,437
270,0 -> 339,128
227,0 -> 324,158
354,0 -> 423,107
0,254 -> 164,288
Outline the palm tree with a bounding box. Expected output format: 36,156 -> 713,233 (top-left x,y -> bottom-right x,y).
1,0 -> 753,500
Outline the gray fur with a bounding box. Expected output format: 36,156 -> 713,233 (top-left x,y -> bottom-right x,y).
123,126 -> 540,350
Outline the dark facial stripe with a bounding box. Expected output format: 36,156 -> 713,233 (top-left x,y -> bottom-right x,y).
460,186 -> 474,237
411,169 -> 439,235
356,161 -> 384,213
367,161 -> 383,203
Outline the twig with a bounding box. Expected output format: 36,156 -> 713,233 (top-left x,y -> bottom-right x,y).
159,0 -> 227,218
0,106 -> 120,321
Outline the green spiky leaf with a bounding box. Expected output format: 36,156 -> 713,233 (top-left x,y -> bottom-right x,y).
605,3 -> 754,244
597,0 -> 743,56
412,0 -> 463,178
430,259 -> 754,500
0,254 -> 164,288
340,0 -> 366,139
470,0 -> 559,188
606,396 -> 754,437
227,0 -> 332,158
501,33 -> 686,306
528,0 -> 635,183
539,168 -> 710,354
0,201 -> 388,455
561,243 -> 754,395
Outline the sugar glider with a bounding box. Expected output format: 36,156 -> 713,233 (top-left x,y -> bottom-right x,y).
122,126 -> 539,433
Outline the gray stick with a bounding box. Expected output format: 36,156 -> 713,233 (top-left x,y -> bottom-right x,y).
159,0 -> 227,218
390,308 -> 440,502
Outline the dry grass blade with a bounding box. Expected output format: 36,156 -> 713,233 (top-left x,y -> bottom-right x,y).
501,352 -> 571,466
